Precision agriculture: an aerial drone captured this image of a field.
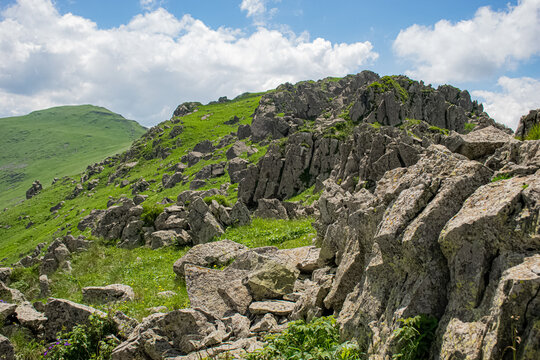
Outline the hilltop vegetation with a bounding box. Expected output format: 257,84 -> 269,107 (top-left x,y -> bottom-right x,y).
0,72 -> 539,360
0,105 -> 146,207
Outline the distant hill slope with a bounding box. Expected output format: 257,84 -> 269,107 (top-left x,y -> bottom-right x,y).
0,105 -> 146,207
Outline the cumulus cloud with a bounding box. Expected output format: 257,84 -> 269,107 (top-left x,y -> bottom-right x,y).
140,0 -> 162,11
240,0 -> 280,25
472,76 -> 540,130
0,0 -> 378,126
393,0 -> 540,83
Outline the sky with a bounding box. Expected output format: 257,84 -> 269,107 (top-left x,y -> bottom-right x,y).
0,0 -> 539,129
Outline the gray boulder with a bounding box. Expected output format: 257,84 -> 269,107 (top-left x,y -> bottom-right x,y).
228,158 -> 249,184
253,198 -> 289,220
0,302 -> 17,323
193,139 -> 215,153
15,303 -> 47,332
187,197 -> 224,244
162,172 -> 185,189
82,284 -> 135,304
44,298 -> 106,340
249,300 -> 296,316
229,201 -> 252,226
226,141 -> 256,160
0,334 -> 15,360
173,239 -> 249,278
169,125 -> 184,138
457,125 -> 514,160
50,201 -> 64,212
237,124 -> 252,140
195,162 -> 226,180
0,267 -> 12,284
247,260 -> 297,300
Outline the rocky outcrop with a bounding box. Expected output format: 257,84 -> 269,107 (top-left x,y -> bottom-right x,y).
515,108 -> 540,139
44,298 -> 106,340
25,180 -> 42,199
173,101 -> 201,118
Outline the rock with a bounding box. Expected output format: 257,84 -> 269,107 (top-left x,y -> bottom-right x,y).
169,125 -> 184,138
224,115 -> 240,125
82,284 -> 135,304
0,281 -> 26,304
173,239 -> 248,278
515,108 -> 540,139
194,163 -> 226,180
87,178 -> 99,190
62,235 -> 92,252
0,334 -> 15,360
26,180 -> 42,199
182,151 -> 204,167
228,158 -> 249,184
237,124 -> 252,140
185,264 -> 252,318
229,201 -> 251,226
162,172 -> 185,189
50,201 -> 64,212
253,198 -> 289,220
0,302 -> 17,323
226,141 -> 255,160
187,197 -> 224,244
133,194 -> 148,205
44,298 -> 106,340
190,179 -> 206,190
145,230 -> 184,249
157,291 -> 176,298
249,300 -> 296,316
223,313 -> 251,339
193,139 -> 214,153
457,125 -> 514,160
131,179 -> 150,194
93,199 -> 143,241
247,260 -> 297,300
39,275 -> 50,298
250,313 -> 278,333
173,101 -> 201,118
120,179 -> 129,188
297,247 -> 321,272
67,183 -> 84,199
0,268 -> 12,284
15,303 -> 47,331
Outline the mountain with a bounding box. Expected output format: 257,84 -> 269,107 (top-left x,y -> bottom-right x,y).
0,105 -> 146,207
0,72 -> 538,360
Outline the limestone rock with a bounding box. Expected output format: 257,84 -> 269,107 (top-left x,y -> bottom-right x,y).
457,125 -> 514,160
173,239 -> 248,278
253,198 -> 289,220
250,313 -> 278,333
248,300 -> 296,316
82,284 -> 135,304
187,197 -> 224,244
228,157 -> 249,184
15,303 -> 47,331
0,302 -> 17,323
145,230 -> 184,249
226,141 -> 256,160
0,334 -> 15,360
162,172 -> 185,189
247,261 -> 297,300
237,124 -> 252,140
229,201 -> 252,226
0,268 -> 12,284
193,139 -> 214,154
44,298 -> 106,340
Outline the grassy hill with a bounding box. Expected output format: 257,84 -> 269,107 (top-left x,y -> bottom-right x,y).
0,105 -> 146,207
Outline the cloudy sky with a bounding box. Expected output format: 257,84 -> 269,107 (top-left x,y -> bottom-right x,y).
0,0 -> 539,129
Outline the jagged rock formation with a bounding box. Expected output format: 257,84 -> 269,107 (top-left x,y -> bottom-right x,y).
25,180 -> 42,199
4,72 -> 540,360
515,108 -> 540,139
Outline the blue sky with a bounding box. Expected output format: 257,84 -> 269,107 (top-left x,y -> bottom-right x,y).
0,0 -> 539,128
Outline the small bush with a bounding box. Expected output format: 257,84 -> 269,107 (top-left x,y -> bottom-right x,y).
43,314 -> 119,360
141,204 -> 165,227
392,315 -> 438,360
464,123 -> 477,133
203,194 -> 231,207
524,123 -> 540,140
491,173 -> 514,182
246,316 -> 365,360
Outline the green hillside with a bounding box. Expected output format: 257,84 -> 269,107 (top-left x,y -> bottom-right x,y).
0,105 -> 146,207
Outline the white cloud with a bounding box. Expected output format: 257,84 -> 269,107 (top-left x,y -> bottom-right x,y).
140,0 -> 162,11
472,76 -> 540,130
393,0 -> 540,83
240,0 -> 280,25
0,0 -> 378,126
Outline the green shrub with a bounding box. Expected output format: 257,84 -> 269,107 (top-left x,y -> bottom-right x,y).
428,126 -> 450,136
464,123 -> 477,133
524,123 -> 540,140
43,314 -> 119,360
141,204 -> 165,227
203,194 -> 232,207
491,173 -> 514,182
246,316 -> 365,360
8,329 -> 44,360
392,315 -> 438,360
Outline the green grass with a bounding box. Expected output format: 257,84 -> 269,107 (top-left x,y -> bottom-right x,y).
219,217 -> 315,249
491,173 -> 514,182
0,94 -> 265,265
428,125 -> 450,136
368,76 -> 409,103
286,185 -> 322,205
47,244 -> 190,320
524,123 -> 540,140
464,123 -> 477,133
0,105 -> 146,208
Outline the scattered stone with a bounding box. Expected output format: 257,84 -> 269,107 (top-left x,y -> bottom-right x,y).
82,284 -> 135,304
190,179 -> 206,190
39,275 -> 50,298
50,201 -> 64,212
249,300 -> 296,316
133,194 -> 148,205
162,171 -> 185,189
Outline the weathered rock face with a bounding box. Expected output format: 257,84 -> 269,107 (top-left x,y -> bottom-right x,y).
0,334 -> 15,360
456,125 -> 514,160
515,108 -> 540,139
250,71 -> 483,142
